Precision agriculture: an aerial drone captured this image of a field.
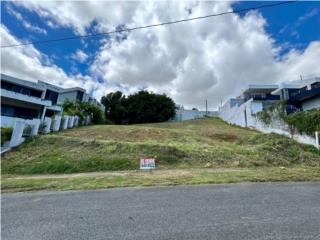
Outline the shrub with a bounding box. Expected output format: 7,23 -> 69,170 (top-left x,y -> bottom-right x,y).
257,102 -> 320,136
286,109 -> 320,135
62,99 -> 105,124
1,127 -> 13,145
257,101 -> 286,125
38,122 -> 47,134
23,124 -> 33,137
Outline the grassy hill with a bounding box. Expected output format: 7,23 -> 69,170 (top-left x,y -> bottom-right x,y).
2,118 -> 319,175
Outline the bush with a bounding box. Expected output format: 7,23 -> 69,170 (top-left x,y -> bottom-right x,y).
101,90 -> 176,124
38,122 -> 47,134
286,109 -> 320,135
257,101 -> 286,125
1,127 -> 13,145
257,102 -> 320,136
23,124 -> 33,137
62,99 -> 105,124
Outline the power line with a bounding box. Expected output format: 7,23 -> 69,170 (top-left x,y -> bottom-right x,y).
1,1 -> 297,48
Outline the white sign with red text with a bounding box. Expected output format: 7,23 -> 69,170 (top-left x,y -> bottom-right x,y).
140,158 -> 156,170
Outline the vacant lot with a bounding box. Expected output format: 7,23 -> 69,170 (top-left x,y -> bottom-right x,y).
2,118 -> 320,192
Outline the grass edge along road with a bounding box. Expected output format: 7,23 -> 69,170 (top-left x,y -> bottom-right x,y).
2,167 -> 320,193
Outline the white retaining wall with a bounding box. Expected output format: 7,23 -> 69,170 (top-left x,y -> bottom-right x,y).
219,99 -> 319,148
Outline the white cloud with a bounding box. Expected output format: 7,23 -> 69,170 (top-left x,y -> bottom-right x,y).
5,1 -> 320,110
6,4 -> 47,35
0,24 -> 108,101
71,49 -> 89,63
297,8 -> 319,25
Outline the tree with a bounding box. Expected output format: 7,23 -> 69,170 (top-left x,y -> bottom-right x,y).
62,99 -> 105,124
101,90 -> 176,124
101,91 -> 127,124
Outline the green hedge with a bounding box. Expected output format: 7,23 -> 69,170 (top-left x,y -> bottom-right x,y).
257,102 -> 320,136
1,127 -> 13,145
286,109 -> 320,135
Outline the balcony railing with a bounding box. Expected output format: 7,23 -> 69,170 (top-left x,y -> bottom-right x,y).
251,95 -> 280,101
289,87 -> 320,101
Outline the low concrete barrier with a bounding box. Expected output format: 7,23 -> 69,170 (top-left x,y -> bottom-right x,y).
52,115 -> 62,131
9,121 -> 25,147
43,117 -> 52,133
62,116 -> 69,130
68,116 -> 75,128
74,116 -> 79,127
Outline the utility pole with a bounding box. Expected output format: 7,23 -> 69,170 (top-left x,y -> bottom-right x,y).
205,99 -> 208,116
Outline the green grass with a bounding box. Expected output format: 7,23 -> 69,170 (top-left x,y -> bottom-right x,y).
2,168 -> 320,193
2,118 -> 320,175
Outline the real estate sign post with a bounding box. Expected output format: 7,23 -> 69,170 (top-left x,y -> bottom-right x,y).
140,158 -> 156,171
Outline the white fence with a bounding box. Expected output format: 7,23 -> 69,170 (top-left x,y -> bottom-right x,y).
1,114 -> 91,151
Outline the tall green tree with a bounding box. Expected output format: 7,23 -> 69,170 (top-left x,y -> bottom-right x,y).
101,90 -> 176,124
101,91 -> 127,124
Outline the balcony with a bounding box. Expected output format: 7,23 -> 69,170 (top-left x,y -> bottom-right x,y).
1,89 -> 52,106
251,95 -> 280,101
289,87 -> 320,102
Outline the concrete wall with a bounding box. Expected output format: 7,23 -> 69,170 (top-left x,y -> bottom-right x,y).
9,121 -> 25,147
43,117 -> 52,133
73,116 -> 79,127
173,109 -> 218,122
1,116 -> 40,135
219,99 -> 319,148
61,116 -> 69,130
52,116 -> 62,131
68,116 -> 75,128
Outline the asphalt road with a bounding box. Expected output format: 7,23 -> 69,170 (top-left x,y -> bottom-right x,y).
2,183 -> 320,240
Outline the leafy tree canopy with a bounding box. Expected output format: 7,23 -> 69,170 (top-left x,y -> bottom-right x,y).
101,90 -> 176,124
62,99 -> 105,124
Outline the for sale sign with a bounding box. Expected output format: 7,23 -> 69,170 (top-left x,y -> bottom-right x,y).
140,158 -> 156,170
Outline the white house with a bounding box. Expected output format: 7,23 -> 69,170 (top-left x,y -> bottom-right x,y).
1,73 -> 103,149
219,84 -> 279,127
218,77 -> 320,148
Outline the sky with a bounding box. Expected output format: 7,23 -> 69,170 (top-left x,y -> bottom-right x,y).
1,1 -> 320,110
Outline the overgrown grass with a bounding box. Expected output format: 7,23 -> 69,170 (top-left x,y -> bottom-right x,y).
2,168 -> 320,193
1,118 -> 320,175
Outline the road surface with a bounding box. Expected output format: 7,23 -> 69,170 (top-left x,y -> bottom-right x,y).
2,183 -> 320,240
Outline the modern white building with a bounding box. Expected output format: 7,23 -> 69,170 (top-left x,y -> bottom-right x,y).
1,73 -> 103,149
1,74 -> 62,128
218,76 -> 320,147
272,77 -> 320,113
219,84 -> 280,127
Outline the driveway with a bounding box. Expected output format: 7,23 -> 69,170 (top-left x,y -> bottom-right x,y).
2,182 -> 320,240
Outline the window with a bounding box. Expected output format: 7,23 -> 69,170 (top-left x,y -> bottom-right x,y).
1,104 -> 40,119
1,80 -> 42,98
45,90 -> 59,105
76,91 -> 84,101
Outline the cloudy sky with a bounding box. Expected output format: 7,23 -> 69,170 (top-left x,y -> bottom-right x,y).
1,1 -> 320,110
